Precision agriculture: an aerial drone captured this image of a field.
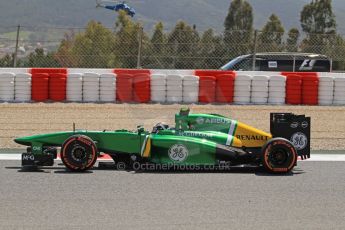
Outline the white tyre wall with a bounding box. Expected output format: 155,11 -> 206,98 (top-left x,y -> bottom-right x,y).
235,91 -> 251,97
166,75 -> 183,103
268,75 -> 286,105
318,75 -> 334,105
269,80 -> 286,87
268,97 -> 285,105
99,73 -> 116,102
333,77 -> 345,103
269,91 -> 286,98
0,73 -> 15,101
182,75 -> 198,103
270,75 -> 286,82
251,97 -> 268,105
269,86 -> 286,92
14,73 -> 32,102
234,97 -> 251,105
251,75 -> 269,104
83,73 -> 99,102
251,91 -> 269,98
151,74 -> 167,103
166,96 -> 183,103
234,75 -> 252,104
67,73 -> 83,102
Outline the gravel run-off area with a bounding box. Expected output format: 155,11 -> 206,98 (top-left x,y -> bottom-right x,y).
0,103 -> 344,150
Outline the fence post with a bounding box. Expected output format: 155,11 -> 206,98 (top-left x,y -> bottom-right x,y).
13,24 -> 20,67
252,30 -> 258,71
136,26 -> 143,69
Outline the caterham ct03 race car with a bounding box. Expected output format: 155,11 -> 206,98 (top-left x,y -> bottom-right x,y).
15,108 -> 311,173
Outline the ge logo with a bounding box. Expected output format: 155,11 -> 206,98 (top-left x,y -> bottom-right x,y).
290,132 -> 308,150
168,144 -> 189,162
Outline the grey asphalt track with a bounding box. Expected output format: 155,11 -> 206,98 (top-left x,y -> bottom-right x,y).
0,160 -> 345,230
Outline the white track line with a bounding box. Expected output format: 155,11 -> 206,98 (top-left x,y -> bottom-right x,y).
0,154 -> 345,161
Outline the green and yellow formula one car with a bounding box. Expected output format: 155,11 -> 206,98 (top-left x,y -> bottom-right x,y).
14,108 -> 311,173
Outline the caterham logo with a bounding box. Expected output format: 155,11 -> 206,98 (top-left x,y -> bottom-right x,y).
168,144 -> 189,162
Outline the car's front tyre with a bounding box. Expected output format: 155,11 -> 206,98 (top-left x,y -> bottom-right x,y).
61,135 -> 97,171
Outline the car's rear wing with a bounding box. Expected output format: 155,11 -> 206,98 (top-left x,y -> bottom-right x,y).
270,113 -> 311,159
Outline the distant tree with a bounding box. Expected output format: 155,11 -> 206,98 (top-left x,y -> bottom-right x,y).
300,0 -> 337,54
167,21 -> 200,69
199,29 -> 226,69
286,28 -> 300,52
27,48 -> 60,67
223,0 -> 253,57
258,14 -> 285,51
300,0 -> 336,34
0,54 -> 14,67
143,22 -> 167,68
55,31 -> 78,67
72,20 -> 117,68
55,21 -> 117,68
151,22 -> 165,55
115,11 -> 148,68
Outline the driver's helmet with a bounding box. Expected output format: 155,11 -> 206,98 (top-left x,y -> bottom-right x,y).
152,122 -> 169,133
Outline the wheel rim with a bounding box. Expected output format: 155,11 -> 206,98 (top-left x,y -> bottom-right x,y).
71,145 -> 87,162
268,148 -> 289,166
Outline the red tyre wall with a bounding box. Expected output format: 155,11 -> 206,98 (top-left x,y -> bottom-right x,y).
114,69 -> 151,103
198,76 -> 216,103
133,73 -> 150,103
116,74 -> 134,102
195,70 -> 235,103
114,69 -> 150,75
301,73 -> 319,105
283,74 -> 302,105
31,68 -> 67,75
31,73 -> 49,102
49,73 -> 67,101
215,74 -> 235,103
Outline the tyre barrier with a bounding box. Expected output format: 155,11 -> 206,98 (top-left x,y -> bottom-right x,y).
334,76 -> 345,105
198,76 -> 216,103
195,70 -> 235,104
166,74 -> 183,103
100,73 -> 116,102
151,74 -> 167,103
116,74 -> 133,102
31,73 -> 49,102
285,74 -> 302,105
183,75 -> 199,103
302,74 -> 319,105
216,74 -> 235,103
133,73 -> 150,103
268,75 -> 286,105
67,73 -> 83,102
234,74 -> 252,104
0,73 -> 15,102
15,73 -> 31,102
318,75 -> 334,105
83,73 -> 100,102
49,73 -> 67,102
2,68 -> 345,105
251,75 -> 269,105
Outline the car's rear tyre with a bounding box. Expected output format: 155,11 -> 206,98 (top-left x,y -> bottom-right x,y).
261,138 -> 297,173
61,135 -> 97,171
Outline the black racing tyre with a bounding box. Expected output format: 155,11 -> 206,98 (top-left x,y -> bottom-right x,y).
61,135 -> 97,171
261,138 -> 297,173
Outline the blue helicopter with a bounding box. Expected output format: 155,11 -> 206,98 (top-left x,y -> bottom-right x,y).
96,0 -> 136,17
